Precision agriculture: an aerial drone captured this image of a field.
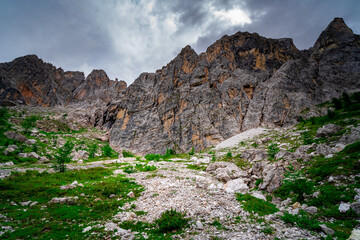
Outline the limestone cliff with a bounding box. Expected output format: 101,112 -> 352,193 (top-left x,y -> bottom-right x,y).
0,18 -> 359,154
108,18 -> 360,154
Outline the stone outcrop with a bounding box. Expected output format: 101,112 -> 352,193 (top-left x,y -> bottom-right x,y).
0,56 -> 127,107
108,18 -> 360,154
1,18 -> 359,154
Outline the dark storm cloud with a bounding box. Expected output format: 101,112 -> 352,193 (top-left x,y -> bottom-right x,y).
0,0 -> 359,84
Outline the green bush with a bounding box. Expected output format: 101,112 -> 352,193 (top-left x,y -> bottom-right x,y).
281,210 -> 321,231
301,131 -> 314,145
226,150 -> 232,158
236,193 -> 279,216
52,140 -> 74,172
21,115 -> 41,133
102,144 -> 113,158
155,209 -> 190,233
189,147 -> 195,156
0,107 -> 10,130
267,143 -> 280,159
88,143 -> 98,158
122,150 -> 135,158
145,154 -> 161,161
332,98 -> 343,110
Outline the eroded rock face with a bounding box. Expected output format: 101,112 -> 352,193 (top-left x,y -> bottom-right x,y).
0,56 -> 127,108
1,18 -> 359,155
108,18 -> 360,154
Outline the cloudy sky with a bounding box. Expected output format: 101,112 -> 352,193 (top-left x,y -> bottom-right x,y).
0,0 -> 359,84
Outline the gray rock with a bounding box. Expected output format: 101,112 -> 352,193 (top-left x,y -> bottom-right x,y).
339,126 -> 360,145
207,162 -> 248,182
27,152 -> 40,159
304,206 -> 318,215
25,139 -> 37,145
49,196 -> 78,204
316,144 -> 334,156
315,124 -> 343,138
348,229 -> 360,240
224,178 -> 249,193
320,224 -> 335,235
104,222 -> 119,232
350,202 -> 360,215
275,151 -> 295,160
250,192 -> 267,201
18,153 -> 28,158
333,143 -> 345,152
127,191 -> 135,198
339,202 -> 350,213
195,220 -> 204,230
7,145 -> 18,150
82,226 -> 92,233
4,131 -> 27,142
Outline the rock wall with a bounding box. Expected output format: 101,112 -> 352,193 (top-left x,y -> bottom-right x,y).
1,18 -> 359,154
108,18 -> 360,154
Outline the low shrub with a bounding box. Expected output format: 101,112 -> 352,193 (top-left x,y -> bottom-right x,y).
281,210 -> 321,231
236,193 -> 279,216
155,209 -> 190,233
144,154 -> 161,161
122,150 -> 135,158
267,143 -> 280,159
52,140 -> 74,172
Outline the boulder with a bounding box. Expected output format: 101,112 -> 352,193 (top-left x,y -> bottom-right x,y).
224,178 -> 248,193
25,139 -> 37,145
258,161 -> 290,193
320,224 -> 335,235
315,124 -> 343,138
349,229 -> 360,240
338,202 -> 350,213
350,202 -> 360,215
27,152 -> 40,159
304,206 -> 318,215
206,162 -> 248,182
251,192 -> 267,201
275,151 -> 295,160
316,144 -> 334,156
18,153 -> 28,158
49,196 -> 78,204
339,126 -> 360,145
4,131 -> 27,142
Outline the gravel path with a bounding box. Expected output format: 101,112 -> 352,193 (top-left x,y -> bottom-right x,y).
215,127 -> 268,150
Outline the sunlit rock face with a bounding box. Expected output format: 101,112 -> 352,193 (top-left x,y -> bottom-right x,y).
108,18 -> 360,154
0,18 -> 359,154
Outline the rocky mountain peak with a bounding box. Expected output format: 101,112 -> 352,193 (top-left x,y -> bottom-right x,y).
85,69 -> 110,87
313,17 -> 354,49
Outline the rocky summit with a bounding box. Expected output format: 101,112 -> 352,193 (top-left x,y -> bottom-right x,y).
0,17 -> 360,240
1,18 -> 359,155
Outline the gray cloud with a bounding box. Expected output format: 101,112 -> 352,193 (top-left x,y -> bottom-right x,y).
0,0 -> 359,84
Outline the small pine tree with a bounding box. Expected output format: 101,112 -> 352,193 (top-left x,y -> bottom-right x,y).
88,143 -> 98,158
53,140 -> 74,172
189,147 -> 195,156
102,144 -> 113,158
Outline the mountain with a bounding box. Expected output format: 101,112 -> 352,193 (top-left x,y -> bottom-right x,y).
1,18 -> 359,154
106,18 -> 360,154
0,55 -> 127,106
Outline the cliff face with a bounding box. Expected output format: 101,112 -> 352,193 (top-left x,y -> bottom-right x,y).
108,18 -> 360,154
1,18 -> 359,154
0,56 -> 127,106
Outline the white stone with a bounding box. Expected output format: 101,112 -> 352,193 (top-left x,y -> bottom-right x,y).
127,191 -> 135,198
82,226 -> 92,233
195,220 -> 204,230
30,201 -> 38,207
320,224 -> 335,235
27,152 -> 40,159
251,192 -> 267,201
18,153 -> 28,158
71,181 -> 79,186
104,222 -> 119,232
339,202 -> 350,213
349,229 -> 360,240
224,178 -> 249,193
25,139 -> 37,145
